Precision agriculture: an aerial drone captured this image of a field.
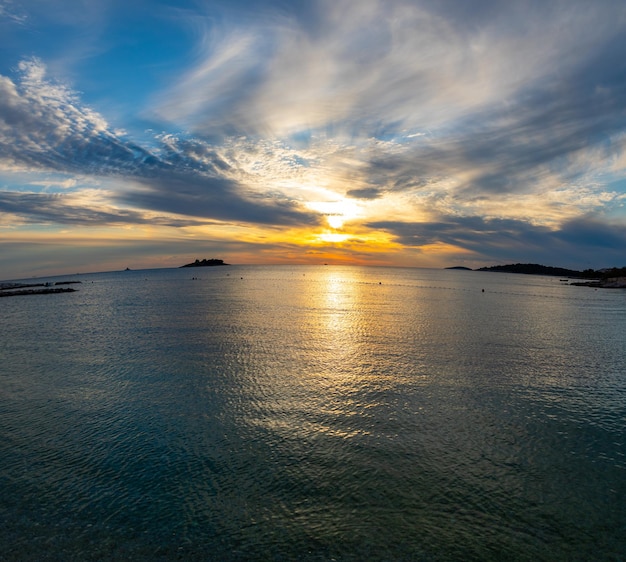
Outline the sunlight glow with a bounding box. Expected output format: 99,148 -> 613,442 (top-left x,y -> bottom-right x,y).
318,231 -> 351,243
306,199 -> 361,229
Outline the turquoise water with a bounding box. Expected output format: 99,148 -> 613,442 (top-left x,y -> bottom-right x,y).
1,265 -> 625,560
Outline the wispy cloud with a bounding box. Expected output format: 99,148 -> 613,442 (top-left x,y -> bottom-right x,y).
0,189 -> 209,227
1,0 -> 626,276
153,0 -> 626,139
146,0 -> 626,225
0,59 -> 137,174
0,58 -> 318,228
0,0 -> 27,24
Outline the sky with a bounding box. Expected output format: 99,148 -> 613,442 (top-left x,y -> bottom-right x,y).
1,0 -> 626,279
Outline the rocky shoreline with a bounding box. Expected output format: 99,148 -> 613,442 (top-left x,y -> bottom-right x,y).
570,276 -> 626,288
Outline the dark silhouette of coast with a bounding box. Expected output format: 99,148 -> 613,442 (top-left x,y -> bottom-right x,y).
467,263 -> 626,288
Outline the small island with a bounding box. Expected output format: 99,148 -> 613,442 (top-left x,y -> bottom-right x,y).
180,258 -> 230,268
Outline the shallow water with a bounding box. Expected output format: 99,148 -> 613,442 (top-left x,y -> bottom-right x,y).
1,266 -> 625,560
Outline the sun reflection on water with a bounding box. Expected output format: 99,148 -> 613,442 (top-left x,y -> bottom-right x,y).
3,266 -> 626,559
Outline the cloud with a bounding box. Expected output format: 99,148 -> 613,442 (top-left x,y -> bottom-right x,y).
556,217 -> 626,250
0,0 -> 27,24
147,0 -> 626,224
2,0 -> 626,277
346,188 -> 383,200
0,190 -> 202,227
0,58 -> 318,227
29,177 -> 78,189
119,174 -> 318,227
369,215 -> 626,268
153,0 -> 626,140
0,58 -> 143,174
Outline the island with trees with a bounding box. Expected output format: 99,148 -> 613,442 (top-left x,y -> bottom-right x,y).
180,258 -> 230,268
476,263 -> 587,276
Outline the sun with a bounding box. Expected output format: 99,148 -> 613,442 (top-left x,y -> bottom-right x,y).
306,199 -> 361,229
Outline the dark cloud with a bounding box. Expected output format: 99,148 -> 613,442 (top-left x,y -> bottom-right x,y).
369,215 -> 626,268
556,217 -> 626,249
0,191 -> 203,227
119,174 -> 319,227
346,187 -> 383,200
369,216 -> 545,250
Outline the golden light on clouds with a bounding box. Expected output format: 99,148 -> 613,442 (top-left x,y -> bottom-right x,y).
317,231 -> 351,243
2,0 -> 626,280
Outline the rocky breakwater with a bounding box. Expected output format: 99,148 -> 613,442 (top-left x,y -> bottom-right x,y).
0,280 -> 81,297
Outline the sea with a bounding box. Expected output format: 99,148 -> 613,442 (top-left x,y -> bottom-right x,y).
1,265 -> 624,561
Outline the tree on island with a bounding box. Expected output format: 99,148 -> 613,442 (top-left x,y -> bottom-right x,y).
180,258 -> 229,268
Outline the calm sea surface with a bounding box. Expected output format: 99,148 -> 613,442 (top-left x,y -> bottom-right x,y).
1,265 -> 625,561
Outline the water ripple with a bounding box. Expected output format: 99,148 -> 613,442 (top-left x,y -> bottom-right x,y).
1,266 -> 625,560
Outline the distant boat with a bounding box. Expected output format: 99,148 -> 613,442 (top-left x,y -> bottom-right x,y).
125,267 -> 131,271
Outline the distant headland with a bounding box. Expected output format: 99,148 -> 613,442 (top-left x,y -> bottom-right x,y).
180,258 -> 230,268
476,263 -> 585,276
447,263 -> 626,288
